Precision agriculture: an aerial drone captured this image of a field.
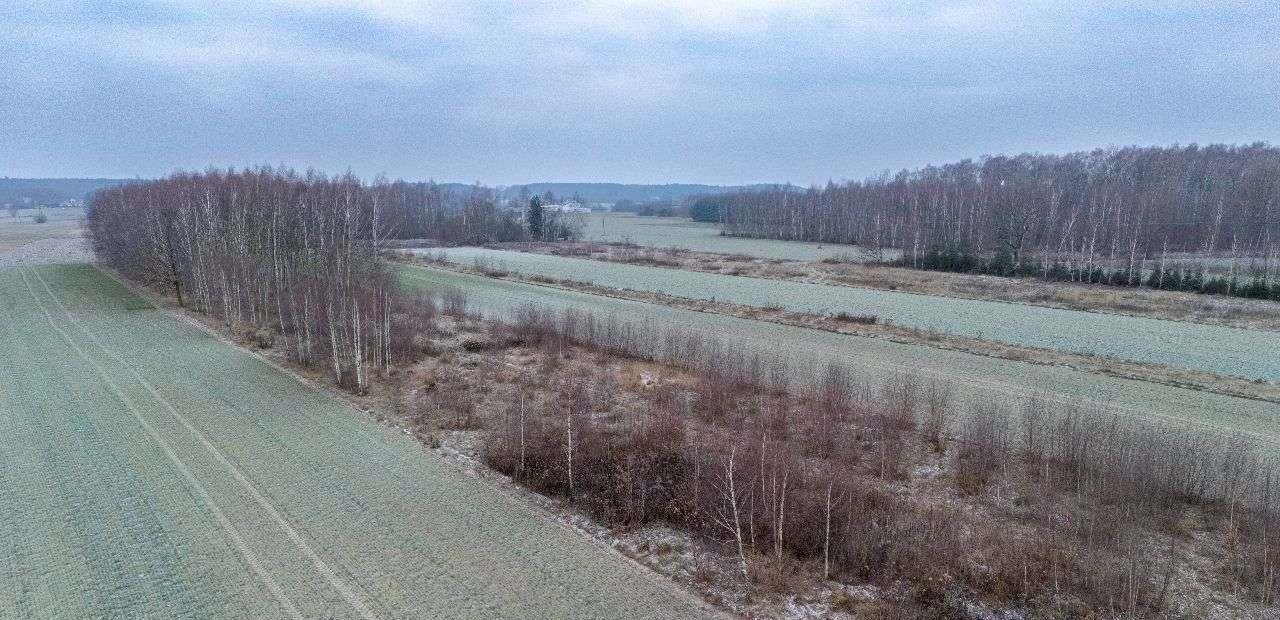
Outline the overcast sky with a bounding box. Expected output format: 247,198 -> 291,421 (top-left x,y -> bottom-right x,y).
2,1 -> 1277,185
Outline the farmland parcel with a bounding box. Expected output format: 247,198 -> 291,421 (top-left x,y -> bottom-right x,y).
584,212 -> 893,261
398,263 -> 1280,447
416,247 -> 1280,383
0,211 -> 83,254
0,264 -> 709,619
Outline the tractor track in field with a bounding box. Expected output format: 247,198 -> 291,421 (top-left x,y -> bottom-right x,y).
17,266 -> 311,619
92,263 -> 737,620
0,263 -> 720,619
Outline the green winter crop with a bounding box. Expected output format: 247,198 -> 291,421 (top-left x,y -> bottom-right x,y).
0,264 -> 705,620
416,247 -> 1280,382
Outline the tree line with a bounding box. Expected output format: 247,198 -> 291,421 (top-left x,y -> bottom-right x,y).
715,143 -> 1280,298
376,180 -> 526,244
85,167 -> 535,393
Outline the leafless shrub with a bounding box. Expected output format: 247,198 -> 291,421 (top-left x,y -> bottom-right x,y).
471,255 -> 510,278
388,293 -> 439,362
415,365 -> 479,430
440,287 -> 468,317
416,249 -> 449,264
872,374 -> 919,479
954,401 -> 1010,493
922,380 -> 951,452
832,311 -> 878,324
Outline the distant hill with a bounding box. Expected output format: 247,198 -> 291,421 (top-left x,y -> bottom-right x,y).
497,183 -> 788,204
0,178 -> 132,206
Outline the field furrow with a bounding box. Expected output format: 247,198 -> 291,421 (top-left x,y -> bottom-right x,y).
0,264 -> 714,619
1,271 -> 280,619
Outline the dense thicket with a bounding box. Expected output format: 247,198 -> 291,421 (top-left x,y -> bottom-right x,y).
689,194 -> 729,222
460,305 -> 1279,613
720,144 -> 1280,295
374,180 -> 527,243
87,168 -> 454,392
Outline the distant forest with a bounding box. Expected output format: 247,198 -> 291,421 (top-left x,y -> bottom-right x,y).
0,177 -> 130,205
0,176 -> 769,209
496,182 -> 790,204
710,144 -> 1280,297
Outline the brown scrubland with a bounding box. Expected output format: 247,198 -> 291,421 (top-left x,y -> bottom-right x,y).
322,292 -> 1278,619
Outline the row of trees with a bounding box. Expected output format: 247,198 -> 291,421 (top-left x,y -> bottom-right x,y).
689,193 -> 732,223
86,168 -> 587,392
716,144 -> 1280,296
376,180 -> 527,244
87,168 -> 477,393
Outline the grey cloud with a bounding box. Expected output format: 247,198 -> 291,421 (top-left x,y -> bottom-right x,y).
1,0 -> 1276,184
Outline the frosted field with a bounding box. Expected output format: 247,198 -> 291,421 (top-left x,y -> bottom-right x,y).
0,264 -> 708,620
4,207 -> 86,222
417,248 -> 1280,382
584,212 -> 896,262
399,263 -> 1280,447
0,210 -> 83,253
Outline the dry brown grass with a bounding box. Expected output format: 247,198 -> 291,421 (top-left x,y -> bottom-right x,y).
252,282 -> 1263,618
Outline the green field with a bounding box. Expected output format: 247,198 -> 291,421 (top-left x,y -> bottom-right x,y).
584,212 -> 896,262
0,264 -> 709,619
399,263 -> 1280,447
421,248 -> 1280,382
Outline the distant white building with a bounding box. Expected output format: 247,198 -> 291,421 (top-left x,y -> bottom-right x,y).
542,201 -> 592,214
